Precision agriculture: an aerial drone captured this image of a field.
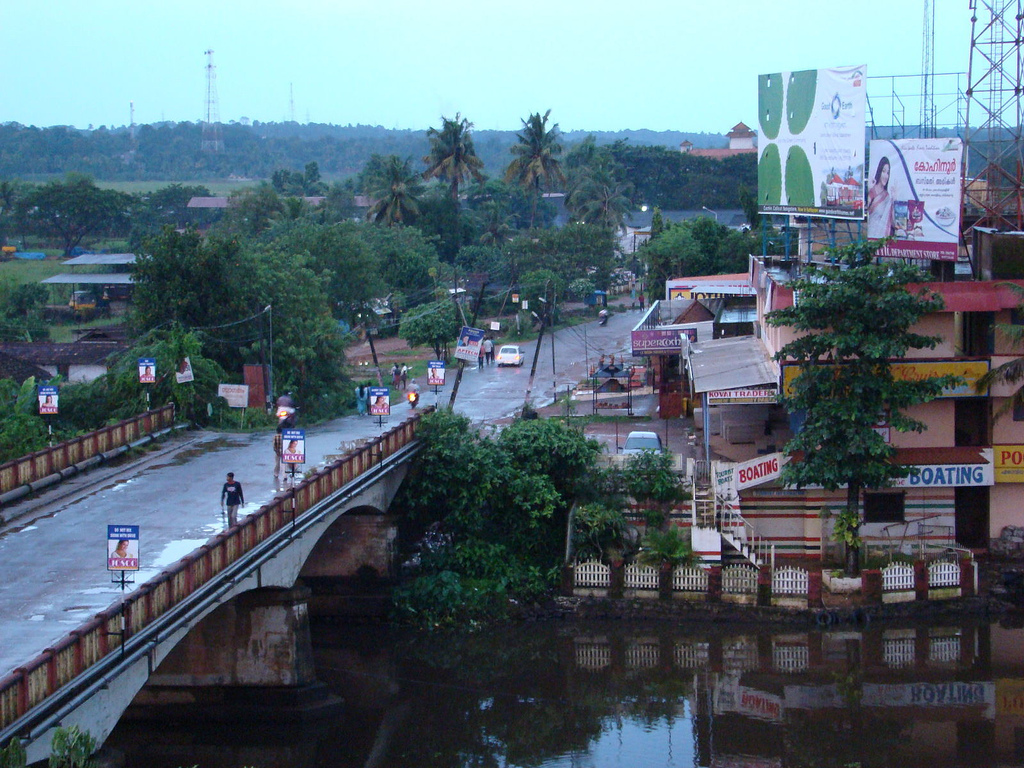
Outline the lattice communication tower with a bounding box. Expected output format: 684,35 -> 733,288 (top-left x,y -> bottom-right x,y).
962,0 -> 1024,233
201,49 -> 224,153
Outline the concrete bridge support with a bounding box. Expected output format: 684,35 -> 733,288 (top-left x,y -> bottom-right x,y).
126,586 -> 340,722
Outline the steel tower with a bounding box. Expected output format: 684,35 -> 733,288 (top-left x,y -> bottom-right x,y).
962,0 -> 1024,233
201,49 -> 224,153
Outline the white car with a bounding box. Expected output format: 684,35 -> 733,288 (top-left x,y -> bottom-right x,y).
496,344 -> 525,366
621,431 -> 664,454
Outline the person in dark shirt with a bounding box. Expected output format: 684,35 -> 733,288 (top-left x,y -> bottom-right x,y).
221,472 -> 244,527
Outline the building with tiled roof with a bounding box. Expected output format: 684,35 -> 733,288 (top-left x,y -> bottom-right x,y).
681,122 -> 758,159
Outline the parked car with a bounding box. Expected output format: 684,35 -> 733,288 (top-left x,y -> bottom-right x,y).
496,344 -> 524,367
621,431 -> 664,454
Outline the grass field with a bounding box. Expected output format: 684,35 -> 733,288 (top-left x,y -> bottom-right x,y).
96,179 -> 263,195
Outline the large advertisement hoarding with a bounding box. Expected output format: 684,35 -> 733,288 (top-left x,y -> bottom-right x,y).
867,138 -> 963,261
757,66 -> 867,219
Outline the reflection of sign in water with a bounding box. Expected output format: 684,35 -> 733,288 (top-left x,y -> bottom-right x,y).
368,387 -> 390,416
138,358 -> 156,384
37,385 -> 58,414
427,361 -> 445,387
454,326 -> 485,363
107,524 -> 140,572
282,428 -> 305,464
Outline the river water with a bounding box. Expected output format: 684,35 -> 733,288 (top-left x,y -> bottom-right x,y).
106,613 -> 1024,767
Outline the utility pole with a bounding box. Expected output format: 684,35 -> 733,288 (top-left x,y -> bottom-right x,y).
447,279 -> 488,409
522,281 -> 552,414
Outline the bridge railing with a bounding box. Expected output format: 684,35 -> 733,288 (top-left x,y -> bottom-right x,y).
0,404 -> 177,498
0,408 -> 430,733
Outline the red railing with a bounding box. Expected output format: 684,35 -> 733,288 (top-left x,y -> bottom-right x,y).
0,409 -> 429,732
0,405 -> 176,498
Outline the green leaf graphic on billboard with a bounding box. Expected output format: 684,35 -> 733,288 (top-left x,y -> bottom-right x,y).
758,73 -> 783,141
758,144 -> 782,205
785,146 -> 814,205
786,69 -> 817,135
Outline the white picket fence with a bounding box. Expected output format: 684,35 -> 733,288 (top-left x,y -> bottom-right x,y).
624,563 -> 660,591
881,562 -> 914,591
673,566 -> 709,592
722,564 -> 759,594
772,566 -> 809,596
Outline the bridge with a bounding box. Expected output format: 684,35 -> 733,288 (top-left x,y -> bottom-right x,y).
0,410 -> 429,764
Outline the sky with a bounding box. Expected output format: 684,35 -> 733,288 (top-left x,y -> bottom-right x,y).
3,0 -> 971,134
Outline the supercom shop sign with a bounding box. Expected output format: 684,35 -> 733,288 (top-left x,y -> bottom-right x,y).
631,328 -> 695,356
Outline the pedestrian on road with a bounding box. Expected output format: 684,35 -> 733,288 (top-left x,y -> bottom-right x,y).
478,346 -> 485,369
483,337 -> 494,365
355,384 -> 368,416
221,472 -> 244,527
400,364 -> 408,389
638,293 -> 645,311
273,429 -> 283,476
391,363 -> 401,387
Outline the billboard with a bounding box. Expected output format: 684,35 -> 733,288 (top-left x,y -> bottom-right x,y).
454,326 -> 485,363
282,429 -> 305,464
368,387 -> 390,416
37,384 -> 58,414
427,361 -> 446,387
867,138 -> 963,261
138,357 -> 156,383
757,65 -> 867,219
107,525 -> 140,572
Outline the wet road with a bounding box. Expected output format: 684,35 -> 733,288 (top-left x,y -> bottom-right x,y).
0,312 -> 639,673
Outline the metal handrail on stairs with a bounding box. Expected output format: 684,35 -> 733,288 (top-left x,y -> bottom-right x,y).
689,460 -> 773,569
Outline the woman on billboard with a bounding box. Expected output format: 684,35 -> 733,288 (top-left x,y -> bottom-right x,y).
867,156 -> 895,239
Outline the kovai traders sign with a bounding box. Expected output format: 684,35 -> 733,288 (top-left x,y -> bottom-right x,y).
867,138 -> 963,261
757,65 -> 867,219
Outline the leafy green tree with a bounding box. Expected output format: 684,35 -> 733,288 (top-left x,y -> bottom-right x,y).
0,377 -> 49,463
130,228 -> 251,334
399,299 -> 460,360
564,137 -> 633,229
130,183 -> 213,237
504,110 -> 565,227
765,241 -> 958,575
17,174 -> 131,255
0,735 -> 26,768
357,223 -> 441,297
265,220 -> 383,323
217,183 -> 284,237
423,113 -> 485,204
637,527 -> 695,569
48,725 -> 96,768
364,154 -> 423,226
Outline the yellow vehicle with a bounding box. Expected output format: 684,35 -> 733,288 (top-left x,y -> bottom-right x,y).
69,290 -> 97,316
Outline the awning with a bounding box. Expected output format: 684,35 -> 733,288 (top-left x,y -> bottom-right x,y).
41,274 -> 134,284
62,253 -> 136,266
686,335 -> 777,395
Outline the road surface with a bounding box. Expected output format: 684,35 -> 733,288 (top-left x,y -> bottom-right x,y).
0,312 -> 640,673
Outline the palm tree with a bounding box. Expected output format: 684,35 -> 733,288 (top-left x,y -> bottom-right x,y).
504,110 -> 565,227
571,165 -> 633,230
976,282 -> 1024,416
423,113 -> 485,206
365,155 -> 423,226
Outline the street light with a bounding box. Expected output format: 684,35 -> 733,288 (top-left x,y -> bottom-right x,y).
702,206 -> 719,222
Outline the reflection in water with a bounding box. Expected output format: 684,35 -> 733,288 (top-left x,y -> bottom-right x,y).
108,616 -> 1024,767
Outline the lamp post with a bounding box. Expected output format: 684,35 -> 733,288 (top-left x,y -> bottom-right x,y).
702,206 -> 719,222
264,304 -> 273,407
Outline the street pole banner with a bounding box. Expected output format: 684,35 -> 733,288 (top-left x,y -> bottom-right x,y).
757,65 -> 867,219
138,358 -> 156,384
37,385 -> 58,414
368,387 -> 390,416
175,357 -> 195,384
282,428 -> 305,464
107,525 -> 140,572
867,138 -> 963,261
427,361 -> 446,387
454,326 -> 485,363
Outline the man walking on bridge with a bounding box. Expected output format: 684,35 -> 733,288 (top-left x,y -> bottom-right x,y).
221,472 -> 244,526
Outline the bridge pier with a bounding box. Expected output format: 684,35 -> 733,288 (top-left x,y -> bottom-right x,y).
125,585 -> 341,722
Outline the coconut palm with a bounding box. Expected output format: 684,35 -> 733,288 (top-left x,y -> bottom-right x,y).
504,110 -> 565,228
976,282 -> 1024,416
571,165 -> 633,230
365,155 -> 423,226
423,113 -> 485,206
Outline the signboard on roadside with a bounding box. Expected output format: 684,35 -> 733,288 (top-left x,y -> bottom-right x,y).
217,383 -> 250,408
369,387 -> 390,416
107,525 -> 140,572
427,361 -> 446,387
138,358 -> 156,384
454,326 -> 485,363
37,385 -> 58,414
282,428 -> 305,464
